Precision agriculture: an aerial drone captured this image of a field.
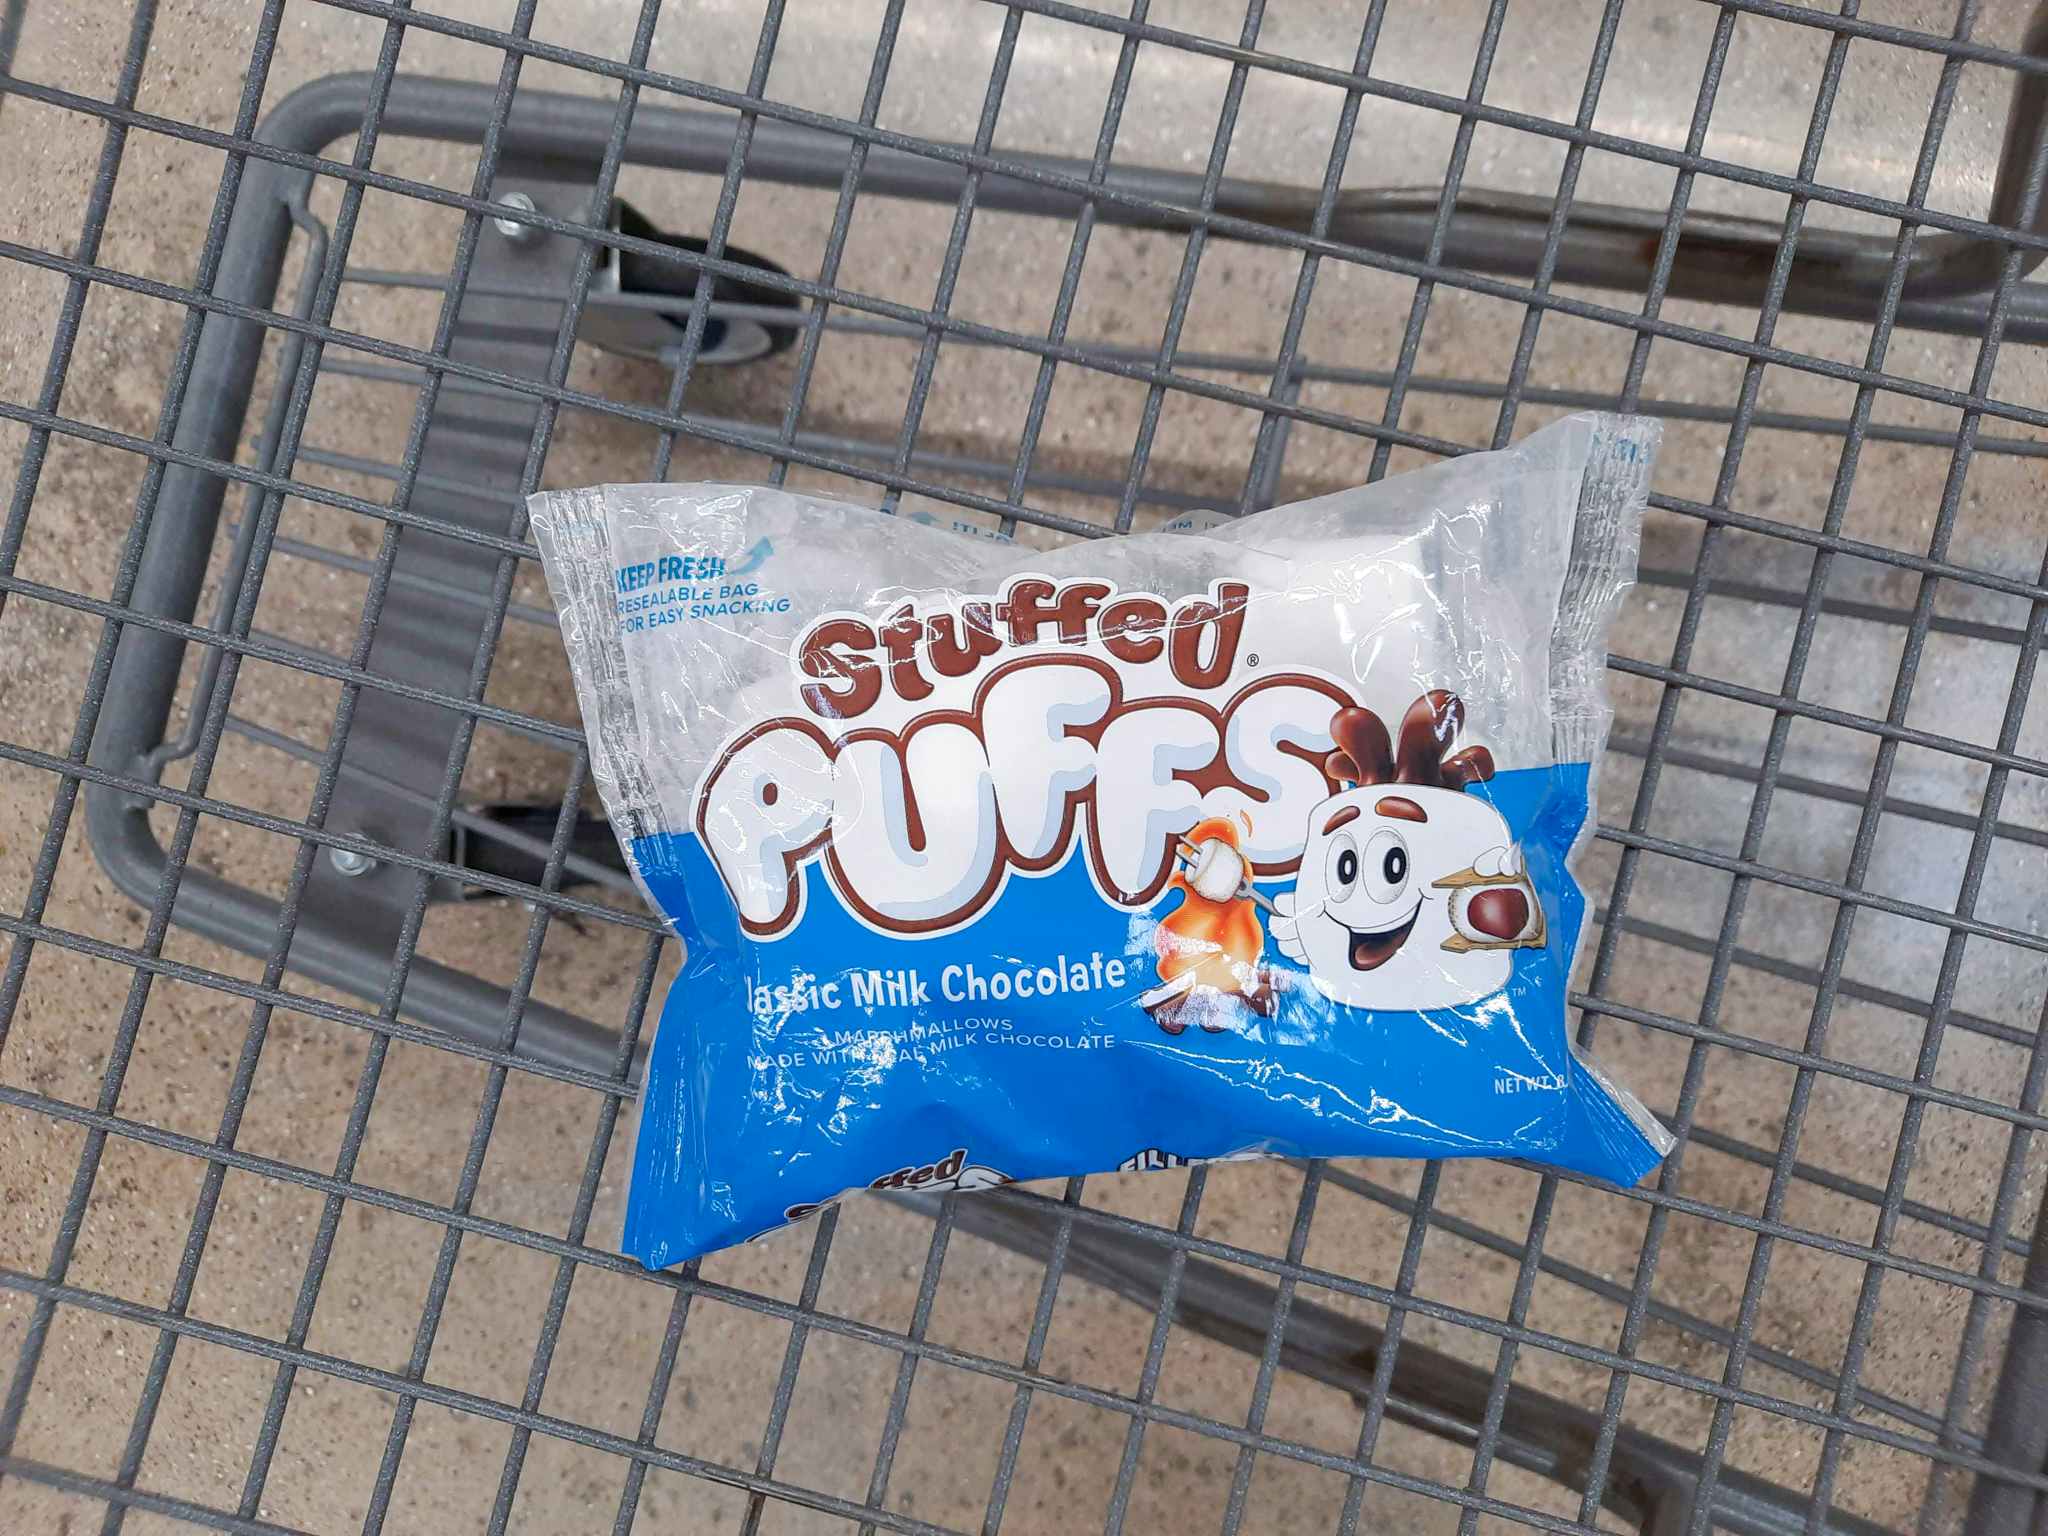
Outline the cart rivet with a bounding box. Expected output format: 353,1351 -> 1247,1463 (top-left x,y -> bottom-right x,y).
492,191 -> 541,244
329,845 -> 378,877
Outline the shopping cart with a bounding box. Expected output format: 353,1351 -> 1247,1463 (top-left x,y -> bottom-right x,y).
0,0 -> 2044,1531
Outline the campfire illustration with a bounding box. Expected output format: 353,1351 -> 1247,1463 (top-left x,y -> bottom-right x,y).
1141,813 -> 1280,1034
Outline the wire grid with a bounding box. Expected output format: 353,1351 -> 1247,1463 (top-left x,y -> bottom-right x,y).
0,0 -> 2045,1532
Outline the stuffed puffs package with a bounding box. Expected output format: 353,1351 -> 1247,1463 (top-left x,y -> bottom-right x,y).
529,412 -> 1671,1267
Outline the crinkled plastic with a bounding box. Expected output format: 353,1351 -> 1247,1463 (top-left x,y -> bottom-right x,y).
529,412 -> 1672,1268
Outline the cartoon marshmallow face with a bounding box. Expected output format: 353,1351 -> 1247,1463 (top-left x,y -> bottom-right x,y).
1276,786 -> 1542,1009
1271,693 -> 1545,1012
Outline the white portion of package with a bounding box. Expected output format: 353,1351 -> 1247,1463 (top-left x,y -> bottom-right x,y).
533,414 -> 1645,872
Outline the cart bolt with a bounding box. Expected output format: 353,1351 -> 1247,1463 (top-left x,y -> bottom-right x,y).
492,191 -> 541,244
329,844 -> 378,878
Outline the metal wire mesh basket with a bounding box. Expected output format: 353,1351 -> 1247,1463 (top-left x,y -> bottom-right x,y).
1,0 -> 2045,1531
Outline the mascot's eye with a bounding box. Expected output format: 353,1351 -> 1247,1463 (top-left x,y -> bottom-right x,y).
1327,835 -> 1359,895
1363,830 -> 1411,904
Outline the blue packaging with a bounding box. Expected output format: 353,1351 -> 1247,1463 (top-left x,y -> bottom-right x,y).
530,413 -> 1670,1267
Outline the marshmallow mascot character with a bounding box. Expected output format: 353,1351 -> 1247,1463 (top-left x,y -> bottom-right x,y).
1272,693 -> 1545,1011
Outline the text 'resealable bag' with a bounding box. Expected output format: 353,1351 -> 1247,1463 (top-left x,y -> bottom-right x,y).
530,412 -> 1672,1267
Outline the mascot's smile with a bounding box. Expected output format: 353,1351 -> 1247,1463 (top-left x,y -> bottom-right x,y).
1336,898 -> 1424,970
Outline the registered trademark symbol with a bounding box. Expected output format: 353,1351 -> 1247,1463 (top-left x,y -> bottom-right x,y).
1245,652 -> 1260,667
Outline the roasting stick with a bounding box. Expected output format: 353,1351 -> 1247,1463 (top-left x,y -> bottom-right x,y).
1174,836 -> 1280,915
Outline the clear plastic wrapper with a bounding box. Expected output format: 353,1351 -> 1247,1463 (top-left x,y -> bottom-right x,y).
530,412 -> 1671,1267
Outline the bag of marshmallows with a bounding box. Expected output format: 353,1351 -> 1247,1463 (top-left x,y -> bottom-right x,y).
530,412 -> 1672,1267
